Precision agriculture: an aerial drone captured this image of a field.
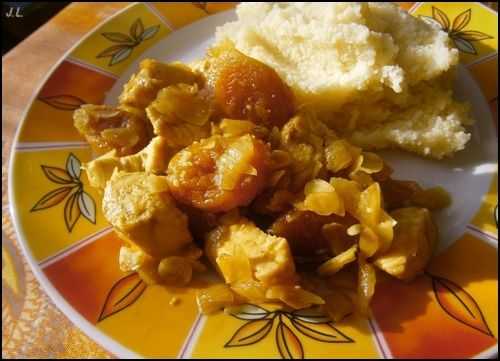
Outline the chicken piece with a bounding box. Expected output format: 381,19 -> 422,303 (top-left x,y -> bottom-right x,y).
141,136 -> 175,174
119,58 -> 200,109
205,217 -> 296,287
269,210 -> 356,257
205,217 -> 326,309
103,171 -> 192,258
146,83 -> 212,148
84,136 -> 175,190
202,42 -> 295,127
278,111 -> 337,192
373,207 -> 438,281
74,104 -> 152,156
84,150 -> 144,191
167,134 -> 271,212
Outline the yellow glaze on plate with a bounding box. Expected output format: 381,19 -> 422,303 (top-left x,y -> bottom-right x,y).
412,2 -> 498,65
11,148 -> 107,261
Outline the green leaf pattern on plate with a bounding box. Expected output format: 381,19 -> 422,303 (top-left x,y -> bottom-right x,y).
420,7 -> 494,55
31,153 -> 96,233
97,18 -> 160,66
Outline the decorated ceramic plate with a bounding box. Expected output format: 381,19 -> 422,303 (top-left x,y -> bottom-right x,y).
8,2 -> 498,358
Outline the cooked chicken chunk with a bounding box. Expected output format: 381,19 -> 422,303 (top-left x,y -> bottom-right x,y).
146,83 -> 212,148
84,149 -> 144,190
141,136 -> 175,174
167,134 -> 271,212
73,104 -> 151,156
119,58 -> 200,109
84,136 -> 174,190
103,171 -> 192,258
373,207 -> 438,281
205,217 -> 296,287
204,216 -> 325,309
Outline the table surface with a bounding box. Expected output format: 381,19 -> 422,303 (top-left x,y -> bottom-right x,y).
2,2 -> 498,359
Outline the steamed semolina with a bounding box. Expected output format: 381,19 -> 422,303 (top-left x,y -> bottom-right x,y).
350,82 -> 473,158
215,2 -> 474,158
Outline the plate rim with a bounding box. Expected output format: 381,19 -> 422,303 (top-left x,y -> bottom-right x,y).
6,2 -> 498,359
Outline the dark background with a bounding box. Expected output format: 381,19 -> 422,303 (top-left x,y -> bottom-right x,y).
2,2 -> 70,55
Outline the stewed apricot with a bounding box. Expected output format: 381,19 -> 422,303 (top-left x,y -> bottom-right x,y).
206,43 -> 294,127
167,134 -> 271,212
